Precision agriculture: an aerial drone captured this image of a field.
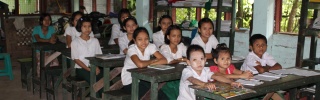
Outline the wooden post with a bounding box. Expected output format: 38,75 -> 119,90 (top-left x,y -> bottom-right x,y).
196,8 -> 202,21
15,0 -> 19,14
172,8 -> 176,24
229,0 -> 236,55
215,0 -> 223,41
122,0 -> 127,8
107,0 -> 111,14
224,13 -> 231,20
80,0 -> 84,12
149,0 -> 154,21
274,0 -> 282,32
92,0 -> 97,11
296,0 -> 309,67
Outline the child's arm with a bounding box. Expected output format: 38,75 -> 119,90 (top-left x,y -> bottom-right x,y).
66,35 -> 72,48
150,51 -> 168,65
131,55 -> 156,68
268,63 -> 282,70
211,75 -> 242,88
34,34 -> 50,42
214,69 -> 253,79
187,77 -> 216,90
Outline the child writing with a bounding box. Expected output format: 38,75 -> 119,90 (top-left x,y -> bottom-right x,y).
210,43 -> 253,79
160,25 -> 187,64
153,15 -> 173,48
71,17 -> 104,97
121,27 -> 168,99
64,11 -> 94,48
118,16 -> 138,54
108,8 -> 131,45
191,18 -> 219,59
241,34 -> 283,100
177,45 -> 241,100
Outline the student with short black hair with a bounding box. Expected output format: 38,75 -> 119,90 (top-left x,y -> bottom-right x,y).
108,8 -> 131,45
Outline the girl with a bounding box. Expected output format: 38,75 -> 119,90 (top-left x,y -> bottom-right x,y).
32,13 -> 60,76
210,43 -> 253,79
153,15 -> 173,48
191,18 -> 219,59
108,8 -> 131,45
118,16 -> 138,54
64,11 -> 94,48
121,27 -> 168,99
160,25 -> 187,64
71,17 -> 103,97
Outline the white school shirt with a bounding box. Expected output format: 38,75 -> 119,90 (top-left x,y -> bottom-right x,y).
108,24 -> 126,45
64,26 -> 94,40
71,37 -> 102,69
177,66 -> 214,100
121,43 -> 158,85
240,51 -> 277,74
152,31 -> 165,48
118,34 -> 130,54
160,43 -> 187,63
191,35 -> 219,53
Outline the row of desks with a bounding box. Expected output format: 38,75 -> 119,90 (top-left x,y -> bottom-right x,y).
32,42 -> 320,100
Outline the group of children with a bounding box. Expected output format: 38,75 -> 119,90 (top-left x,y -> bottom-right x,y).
32,8 -> 283,100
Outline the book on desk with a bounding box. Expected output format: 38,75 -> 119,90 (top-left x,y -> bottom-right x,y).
148,65 -> 175,70
95,54 -> 126,60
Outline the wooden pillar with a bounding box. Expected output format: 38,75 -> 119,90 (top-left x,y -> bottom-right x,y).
122,0 -> 127,8
196,8 -> 202,21
149,0 -> 154,21
296,0 -> 309,67
171,8 -> 176,24
107,0 -> 111,14
80,0 -> 84,12
14,0 -> 19,14
274,0 -> 282,32
92,0 -> 97,11
224,12 -> 231,20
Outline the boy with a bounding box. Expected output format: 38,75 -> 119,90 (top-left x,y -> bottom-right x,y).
241,34 -> 282,74
177,45 -> 241,100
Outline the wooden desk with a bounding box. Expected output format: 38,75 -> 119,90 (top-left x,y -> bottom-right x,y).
127,60 -> 244,100
86,57 -> 125,99
192,74 -> 320,100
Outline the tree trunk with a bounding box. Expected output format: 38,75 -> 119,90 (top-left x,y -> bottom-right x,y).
287,0 -> 299,32
237,0 -> 243,28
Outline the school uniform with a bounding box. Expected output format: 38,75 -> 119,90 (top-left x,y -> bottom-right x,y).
191,35 -> 219,53
177,66 -> 214,100
240,51 -> 277,74
160,43 -> 187,63
152,31 -> 165,48
108,24 -> 126,45
118,34 -> 130,54
64,26 -> 94,41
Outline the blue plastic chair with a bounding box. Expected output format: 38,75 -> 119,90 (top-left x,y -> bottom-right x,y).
0,53 -> 13,80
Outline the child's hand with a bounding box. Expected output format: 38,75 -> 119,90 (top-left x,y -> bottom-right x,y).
49,36 -> 56,44
255,61 -> 261,66
95,68 -> 100,75
204,82 -> 216,91
241,71 -> 253,79
231,82 -> 243,88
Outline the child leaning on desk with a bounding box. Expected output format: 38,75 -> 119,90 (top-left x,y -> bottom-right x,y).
120,27 -> 169,99
177,45 -> 242,100
240,34 -> 283,100
71,17 -> 104,97
210,43 -> 253,79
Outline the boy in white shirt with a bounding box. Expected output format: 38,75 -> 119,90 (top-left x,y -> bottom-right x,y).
177,45 -> 241,100
191,18 -> 219,59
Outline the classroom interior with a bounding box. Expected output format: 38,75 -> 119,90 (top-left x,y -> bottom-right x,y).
0,0 -> 319,100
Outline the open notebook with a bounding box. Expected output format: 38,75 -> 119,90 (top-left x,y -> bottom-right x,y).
95,54 -> 126,60
148,65 -> 175,70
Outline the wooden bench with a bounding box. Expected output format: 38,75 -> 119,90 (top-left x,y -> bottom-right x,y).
17,58 -> 32,91
104,89 -> 131,100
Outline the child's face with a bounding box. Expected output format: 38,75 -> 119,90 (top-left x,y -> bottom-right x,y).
73,14 -> 82,26
198,22 -> 213,38
134,31 -> 149,51
120,13 -> 130,22
124,20 -> 138,34
250,39 -> 267,58
159,18 -> 172,32
167,29 -> 181,46
214,52 -> 231,69
42,16 -> 51,27
187,50 -> 207,73
81,22 -> 92,35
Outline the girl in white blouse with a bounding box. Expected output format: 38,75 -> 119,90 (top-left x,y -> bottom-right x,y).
191,18 -> 219,59
118,16 -> 138,54
71,17 -> 103,97
160,25 -> 187,64
152,15 -> 173,48
121,27 -> 168,99
108,8 -> 131,45
64,11 -> 94,48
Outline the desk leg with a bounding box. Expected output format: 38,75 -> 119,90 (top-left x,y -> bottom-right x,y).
90,64 -> 97,98
151,81 -> 158,100
289,88 -> 297,100
62,55 -> 67,100
103,67 -> 110,100
132,77 -> 139,100
40,50 -> 45,98
315,82 -> 320,100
